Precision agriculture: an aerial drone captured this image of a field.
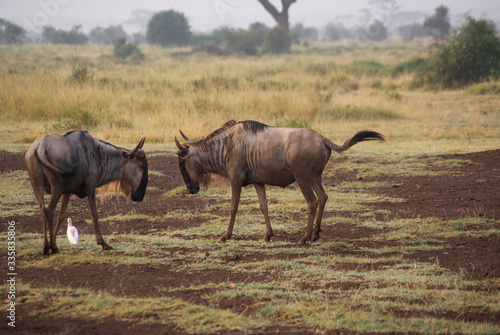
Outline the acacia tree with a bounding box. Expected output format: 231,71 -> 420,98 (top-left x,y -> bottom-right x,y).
147,10 -> 191,47
256,0 -> 297,52
423,5 -> 450,40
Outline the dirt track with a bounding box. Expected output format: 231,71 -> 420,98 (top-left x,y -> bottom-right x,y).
1,149 -> 499,334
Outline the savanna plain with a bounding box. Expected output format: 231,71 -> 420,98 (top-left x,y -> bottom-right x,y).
0,40 -> 499,334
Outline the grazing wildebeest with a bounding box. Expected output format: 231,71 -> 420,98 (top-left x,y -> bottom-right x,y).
176,120 -> 384,245
25,130 -> 148,254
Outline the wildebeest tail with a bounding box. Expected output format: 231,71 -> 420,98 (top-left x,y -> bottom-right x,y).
325,130 -> 384,153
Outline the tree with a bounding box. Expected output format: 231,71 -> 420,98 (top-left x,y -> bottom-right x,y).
256,0 -> 297,52
423,5 -> 450,40
213,27 -> 257,55
248,22 -> 268,47
433,16 -> 500,87
262,27 -> 288,54
363,20 -> 387,42
398,23 -> 426,40
147,10 -> 191,47
42,25 -> 87,44
291,23 -> 318,43
89,25 -> 127,45
3,22 -> 26,44
324,23 -> 352,41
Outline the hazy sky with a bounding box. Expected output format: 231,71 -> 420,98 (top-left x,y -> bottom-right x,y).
1,0 -> 499,34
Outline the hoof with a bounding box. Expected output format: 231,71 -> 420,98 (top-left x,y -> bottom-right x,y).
42,247 -> 50,255
297,237 -> 307,246
51,247 -> 59,254
312,232 -> 320,242
100,242 -> 113,250
264,235 -> 272,242
218,235 -> 227,243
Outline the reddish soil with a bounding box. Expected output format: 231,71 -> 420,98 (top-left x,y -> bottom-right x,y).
1,149 -> 499,334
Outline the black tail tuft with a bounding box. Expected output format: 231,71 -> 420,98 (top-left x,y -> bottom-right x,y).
337,130 -> 384,152
349,130 -> 385,145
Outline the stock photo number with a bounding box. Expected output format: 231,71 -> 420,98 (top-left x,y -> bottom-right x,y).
7,220 -> 17,328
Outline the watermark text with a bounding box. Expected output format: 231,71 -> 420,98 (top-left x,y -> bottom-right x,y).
7,220 -> 16,328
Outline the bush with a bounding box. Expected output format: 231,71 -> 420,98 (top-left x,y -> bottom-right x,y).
262,27 -> 289,54
69,62 -> 92,84
113,37 -> 144,60
275,118 -> 310,129
391,57 -> 427,77
467,82 -> 500,95
433,16 -> 500,87
214,28 -> 257,55
42,26 -> 87,45
347,60 -> 386,76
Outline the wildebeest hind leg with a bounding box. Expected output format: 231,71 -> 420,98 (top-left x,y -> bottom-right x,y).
254,184 -> 273,242
87,190 -> 112,250
32,184 -> 50,255
53,193 -> 70,242
46,188 -> 63,254
296,179 -> 319,245
311,178 -> 328,241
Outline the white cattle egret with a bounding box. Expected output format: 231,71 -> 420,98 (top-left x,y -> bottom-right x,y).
67,218 -> 79,245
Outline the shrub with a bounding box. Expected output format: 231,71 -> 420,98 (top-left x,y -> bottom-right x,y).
113,37 -> 144,60
467,82 -> 500,95
371,80 -> 382,89
214,28 -> 257,55
262,27 -> 289,54
69,62 -> 92,84
42,25 -> 87,45
347,60 -> 386,76
433,16 -> 500,87
275,118 -> 310,128
321,105 -> 400,120
391,57 -> 427,77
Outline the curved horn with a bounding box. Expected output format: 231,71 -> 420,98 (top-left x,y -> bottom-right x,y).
130,137 -> 146,156
179,130 -> 191,142
175,137 -> 187,151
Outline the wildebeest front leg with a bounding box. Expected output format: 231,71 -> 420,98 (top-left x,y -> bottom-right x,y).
296,179 -> 319,245
219,182 -> 242,242
254,184 -> 273,242
87,190 -> 112,250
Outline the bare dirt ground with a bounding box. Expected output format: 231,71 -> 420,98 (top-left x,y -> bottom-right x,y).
1,149 -> 499,334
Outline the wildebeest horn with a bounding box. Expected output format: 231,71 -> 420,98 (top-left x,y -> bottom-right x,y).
175,137 -> 187,151
179,130 -> 191,142
130,137 -> 146,156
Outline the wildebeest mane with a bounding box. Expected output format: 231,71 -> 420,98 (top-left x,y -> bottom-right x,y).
64,130 -> 127,153
239,120 -> 269,134
202,120 -> 238,143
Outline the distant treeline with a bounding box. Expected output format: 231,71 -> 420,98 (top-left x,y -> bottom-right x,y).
0,5 -> 463,48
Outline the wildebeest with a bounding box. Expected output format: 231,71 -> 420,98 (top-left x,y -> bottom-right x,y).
25,130 -> 148,254
176,120 -> 384,244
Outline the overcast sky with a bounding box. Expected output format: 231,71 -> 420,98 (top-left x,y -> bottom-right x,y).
1,0 -> 499,34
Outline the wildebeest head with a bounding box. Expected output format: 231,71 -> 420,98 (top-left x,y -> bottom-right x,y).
175,132 -> 201,194
121,137 -> 148,201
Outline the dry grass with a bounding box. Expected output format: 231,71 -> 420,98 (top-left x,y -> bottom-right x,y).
0,42 -> 498,154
